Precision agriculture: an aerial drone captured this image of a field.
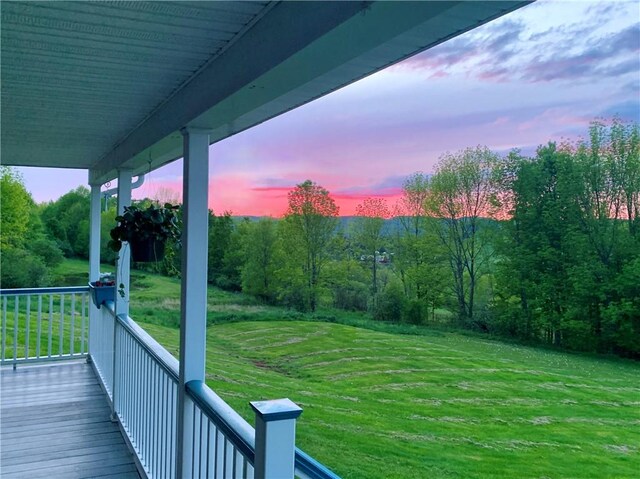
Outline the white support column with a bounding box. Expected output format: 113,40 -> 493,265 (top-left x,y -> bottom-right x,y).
176,128 -> 210,479
112,169 -> 132,421
116,169 -> 132,317
88,183 -> 102,359
251,398 -> 303,479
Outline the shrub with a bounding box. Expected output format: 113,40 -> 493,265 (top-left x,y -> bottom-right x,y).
56,239 -> 75,258
27,237 -> 64,267
279,285 -> 309,312
0,248 -> 49,288
333,280 -> 369,311
373,282 -> 407,322
403,298 -> 426,324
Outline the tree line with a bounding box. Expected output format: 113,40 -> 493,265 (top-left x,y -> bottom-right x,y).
1,119 -> 638,357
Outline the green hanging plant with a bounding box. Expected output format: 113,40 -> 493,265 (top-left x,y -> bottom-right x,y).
108,203 -> 181,262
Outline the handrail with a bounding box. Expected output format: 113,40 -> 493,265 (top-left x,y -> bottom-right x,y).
102,299 -> 116,315
115,312 -> 179,381
186,380 -> 256,463
0,286 -> 89,296
101,301 -> 180,380
295,448 -> 341,479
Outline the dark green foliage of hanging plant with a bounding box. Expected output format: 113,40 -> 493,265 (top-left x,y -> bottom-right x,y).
108,203 -> 181,253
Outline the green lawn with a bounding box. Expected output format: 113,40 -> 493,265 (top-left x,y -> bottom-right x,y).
53,260 -> 640,478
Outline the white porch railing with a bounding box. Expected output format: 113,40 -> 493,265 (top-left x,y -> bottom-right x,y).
185,381 -> 256,478
96,302 -> 340,479
113,308 -> 179,478
90,295 -> 115,397
0,287 -> 89,366
1,287 -> 340,479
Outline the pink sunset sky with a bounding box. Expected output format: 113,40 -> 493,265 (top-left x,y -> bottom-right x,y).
16,0 -> 640,217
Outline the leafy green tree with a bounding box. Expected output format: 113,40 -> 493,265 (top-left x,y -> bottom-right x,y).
100,208 -> 119,264
607,119 -> 639,236
392,173 -> 430,298
566,120 -> 639,351
494,120 -> 640,355
602,257 -> 640,356
40,186 -> 90,257
1,167 -> 35,249
0,167 -> 56,288
282,180 -> 339,311
242,218 -> 278,301
492,151 -> 536,338
323,258 -> 369,311
495,144 -> 580,343
208,212 -> 236,289
26,237 -> 64,267
572,119 -> 639,267
409,232 -> 449,323
218,217 -> 251,291
354,197 -> 390,300
0,248 -> 48,288
426,146 -> 501,325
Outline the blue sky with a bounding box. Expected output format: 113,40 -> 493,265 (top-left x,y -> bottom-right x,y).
17,0 -> 640,216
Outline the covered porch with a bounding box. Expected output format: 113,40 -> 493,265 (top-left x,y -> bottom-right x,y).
1,288 -> 321,478
1,2 -> 529,478
1,361 -> 140,479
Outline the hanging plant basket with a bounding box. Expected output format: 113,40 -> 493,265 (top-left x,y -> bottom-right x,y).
108,202 -> 181,263
130,237 -> 166,263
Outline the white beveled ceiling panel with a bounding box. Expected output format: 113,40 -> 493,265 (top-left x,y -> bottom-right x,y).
0,1 -> 531,184
1,0 -> 271,169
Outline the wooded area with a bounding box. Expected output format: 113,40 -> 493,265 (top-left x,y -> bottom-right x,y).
2,119 -> 638,357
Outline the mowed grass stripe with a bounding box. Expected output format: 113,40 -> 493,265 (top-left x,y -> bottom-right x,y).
138,319 -> 640,479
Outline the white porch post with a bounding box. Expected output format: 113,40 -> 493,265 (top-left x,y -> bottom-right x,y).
88,182 -> 102,358
251,398 -> 303,479
115,169 -> 132,317
176,128 -> 210,479
112,169 -> 132,420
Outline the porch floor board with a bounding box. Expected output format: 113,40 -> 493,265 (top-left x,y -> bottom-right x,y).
0,361 -> 140,479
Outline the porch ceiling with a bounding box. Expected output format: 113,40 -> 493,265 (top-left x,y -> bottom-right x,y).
0,1 -> 530,185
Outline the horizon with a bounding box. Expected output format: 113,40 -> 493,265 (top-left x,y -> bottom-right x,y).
14,0 -> 640,217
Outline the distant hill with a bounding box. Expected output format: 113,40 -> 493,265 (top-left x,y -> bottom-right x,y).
230,215 -> 501,238
229,215 -> 413,237
337,216 -> 407,236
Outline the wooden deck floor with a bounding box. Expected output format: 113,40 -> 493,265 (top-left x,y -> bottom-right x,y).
1,361 -> 140,479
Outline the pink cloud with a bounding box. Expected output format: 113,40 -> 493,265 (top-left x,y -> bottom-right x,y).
517,108 -> 593,133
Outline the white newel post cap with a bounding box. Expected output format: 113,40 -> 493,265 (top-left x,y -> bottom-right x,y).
251,398 -> 303,421
251,398 -> 303,479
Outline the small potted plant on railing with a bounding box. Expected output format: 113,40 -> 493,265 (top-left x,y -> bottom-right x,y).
89,272 -> 116,308
108,202 -> 181,263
